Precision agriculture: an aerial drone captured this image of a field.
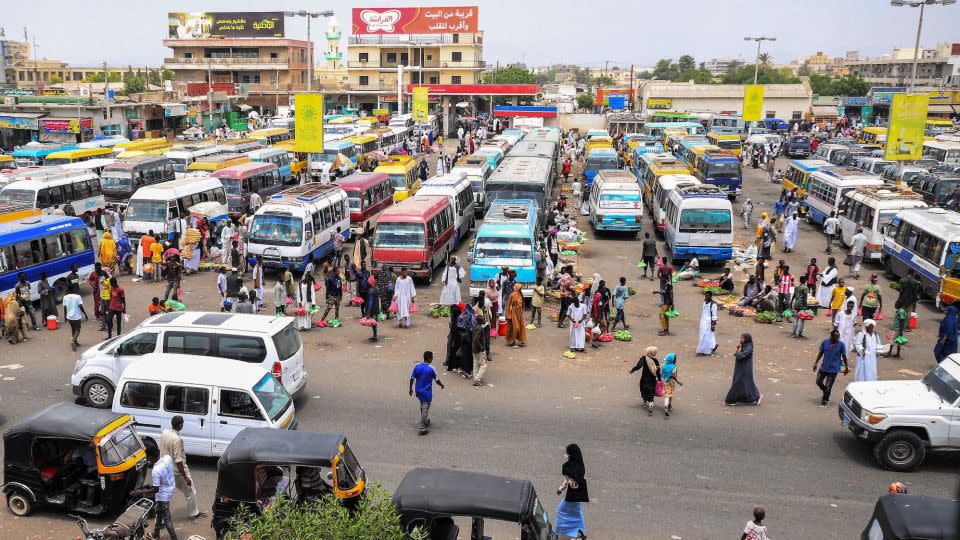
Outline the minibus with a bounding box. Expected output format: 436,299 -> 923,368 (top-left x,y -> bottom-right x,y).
673,136 -> 710,165
694,151 -> 743,199
309,140 -> 358,181
663,184 -> 733,262
468,199 -> 540,298
271,140 -> 308,180
77,135 -> 129,149
584,147 -> 618,186
59,158 -> 117,177
124,176 -> 227,237
589,170 -> 643,234
683,144 -> 721,174
246,184 -> 349,271
100,156 -> 176,204
415,172 -> 475,248
926,118 -> 956,136
12,144 -> 77,167
186,153 -> 251,174
43,147 -> 113,166
813,143 -> 852,165
805,167 -> 884,225
706,132 -> 742,157
473,146 -> 505,170
249,147 -> 294,184
850,156 -> 895,175
651,174 -> 700,236
486,156 -> 553,222
115,144 -> 174,160
165,144 -> 222,176
72,311 -> 305,408
0,155 -> 17,174
372,195 -> 455,282
922,140 -> 960,166
838,187 -> 927,261
216,138 -> 265,154
452,155 -> 492,218
113,138 -> 173,155
0,169 -> 104,216
113,355 -> 296,456
636,153 -> 688,205
375,155 -> 421,203
883,206 -> 960,302
910,172 -> 960,205
337,172 -> 394,236
212,162 -> 285,217
784,159 -> 833,198
0,215 -> 94,302
247,127 -> 292,146
640,121 -> 706,140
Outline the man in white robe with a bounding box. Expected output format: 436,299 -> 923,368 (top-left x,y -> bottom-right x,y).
817,258 -> 839,312
854,320 -> 883,382
782,213 -> 799,252
566,297 -> 588,351
439,257 -> 465,306
393,268 -> 417,327
695,292 -> 719,355
220,221 -> 235,265
833,300 -> 857,354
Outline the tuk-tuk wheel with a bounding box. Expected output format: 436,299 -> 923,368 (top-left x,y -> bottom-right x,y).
7,491 -> 32,516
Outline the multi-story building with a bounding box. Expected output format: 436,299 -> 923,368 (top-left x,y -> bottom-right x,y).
703,57 -> 743,76
846,43 -> 960,86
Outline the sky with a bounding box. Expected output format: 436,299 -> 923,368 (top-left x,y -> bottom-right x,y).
2,0 -> 958,69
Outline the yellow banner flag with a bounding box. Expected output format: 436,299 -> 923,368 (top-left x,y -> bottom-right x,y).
294,94 -> 324,153
885,93 -> 929,161
742,85 -> 765,122
412,87 -> 429,122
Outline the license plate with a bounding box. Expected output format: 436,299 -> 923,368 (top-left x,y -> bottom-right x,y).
841,411 -> 850,427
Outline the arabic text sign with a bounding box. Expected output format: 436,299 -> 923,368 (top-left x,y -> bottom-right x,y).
885,93 -> 929,162
0,116 -> 39,130
295,94 -> 324,154
168,12 -> 284,39
41,118 -> 92,134
352,6 -> 478,35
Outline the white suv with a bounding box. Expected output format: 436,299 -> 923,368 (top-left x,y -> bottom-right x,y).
839,354 -> 960,471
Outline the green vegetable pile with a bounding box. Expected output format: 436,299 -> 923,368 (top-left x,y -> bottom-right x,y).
889,281 -> 901,291
703,286 -> 726,296
429,306 -> 452,318
754,311 -> 778,323
561,250 -> 577,256
614,330 -> 632,341
895,335 -> 909,344
627,287 -> 636,296
328,319 -> 342,328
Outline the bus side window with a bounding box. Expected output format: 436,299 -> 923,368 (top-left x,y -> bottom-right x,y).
75,179 -> 91,199
49,186 -> 65,207
312,211 -> 322,234
215,189 -> 226,205
90,179 -> 102,196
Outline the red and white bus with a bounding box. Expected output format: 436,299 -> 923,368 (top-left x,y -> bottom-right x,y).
212,161 -> 284,217
372,195 -> 454,281
337,172 -> 394,236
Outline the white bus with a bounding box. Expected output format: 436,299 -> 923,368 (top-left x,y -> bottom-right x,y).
883,207 -> 960,300
588,169 -> 643,234
850,156 -> 895,176
452,155 -> 492,218
922,140 -> 960,166
837,187 -> 927,261
0,169 -> 105,217
247,184 -> 350,271
805,167 -> 885,226
415,171 -> 476,249
812,143 -> 852,165
123,176 -> 227,237
663,184 -> 733,262
651,174 -> 700,236
165,144 -> 222,177
59,158 -> 117,177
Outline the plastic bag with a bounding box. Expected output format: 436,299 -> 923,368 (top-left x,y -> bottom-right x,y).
664,309 -> 679,318
875,310 -> 884,321
388,300 -> 398,314
895,335 -> 908,344
654,380 -> 665,397
598,332 -> 614,343
782,309 -> 793,318
409,302 -> 418,314
328,319 -> 342,328
636,261 -> 646,269
525,323 -> 537,330
490,327 -> 499,338
562,350 -> 577,359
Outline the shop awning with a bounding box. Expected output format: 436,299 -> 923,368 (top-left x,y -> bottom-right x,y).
0,112 -> 44,119
928,104 -> 957,115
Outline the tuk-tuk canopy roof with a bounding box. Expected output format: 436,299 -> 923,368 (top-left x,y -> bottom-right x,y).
219,428 -> 346,466
4,402 -> 126,442
863,494 -> 958,540
392,468 -> 537,525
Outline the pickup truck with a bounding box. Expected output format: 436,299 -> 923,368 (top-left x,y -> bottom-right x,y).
838,354 -> 960,471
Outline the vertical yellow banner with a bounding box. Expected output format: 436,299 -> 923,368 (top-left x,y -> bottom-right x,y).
294,94 -> 324,153
885,93 -> 929,161
742,85 -> 765,122
412,87 -> 429,122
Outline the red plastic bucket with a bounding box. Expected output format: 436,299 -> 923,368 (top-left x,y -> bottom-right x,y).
46,316 -> 58,331
497,317 -> 508,336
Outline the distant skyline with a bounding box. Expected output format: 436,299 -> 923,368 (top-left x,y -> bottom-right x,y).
2,1 -> 958,68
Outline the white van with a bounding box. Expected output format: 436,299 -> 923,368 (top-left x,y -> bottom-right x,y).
71,311 -> 305,408
123,176 -> 227,237
114,354 -> 297,457
452,155 -> 492,218
651,174 -> 700,236
837,187 -> 927,260
415,171 -> 476,249
0,169 -> 105,217
588,169 -> 643,234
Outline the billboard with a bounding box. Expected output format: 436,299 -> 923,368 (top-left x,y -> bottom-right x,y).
885,93 -> 929,162
647,98 -> 673,110
40,118 -> 92,134
168,12 -> 284,39
742,85 -> 765,122
295,94 -> 324,154
352,6 -> 478,35
0,115 -> 39,130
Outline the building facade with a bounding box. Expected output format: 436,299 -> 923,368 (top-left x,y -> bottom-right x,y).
164,37 -> 311,92
845,43 -> 960,86
640,81 -> 813,121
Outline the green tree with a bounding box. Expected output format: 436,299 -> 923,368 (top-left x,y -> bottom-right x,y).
47,74 -> 63,84
652,58 -> 679,81
676,68 -> 713,84
122,76 -> 147,95
721,65 -> 799,85
592,75 -> 615,87
571,66 -> 592,85
225,485 -> 417,540
160,68 -> 176,82
677,54 -> 696,73
536,68 -> 559,85
576,92 -> 595,111
81,72 -> 122,83
481,65 -> 537,85
809,73 -> 870,96
757,52 -> 773,69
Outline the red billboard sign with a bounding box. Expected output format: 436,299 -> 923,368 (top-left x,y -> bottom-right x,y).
352,6 -> 478,35
185,82 -> 235,97
407,84 -> 538,96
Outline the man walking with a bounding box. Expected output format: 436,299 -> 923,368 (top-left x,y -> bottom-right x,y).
641,233 -> 657,281
160,416 -> 207,521
823,211 -> 840,254
62,284 -> 88,351
812,329 -> 849,406
145,452 -> 179,540
848,227 -> 867,279
409,351 -> 444,435
164,255 -> 182,301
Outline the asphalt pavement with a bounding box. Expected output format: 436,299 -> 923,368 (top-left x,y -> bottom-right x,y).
0,149 -> 956,540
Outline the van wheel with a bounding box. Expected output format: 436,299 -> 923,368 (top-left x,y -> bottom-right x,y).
7,490 -> 32,516
83,378 -> 114,409
874,430 -> 926,471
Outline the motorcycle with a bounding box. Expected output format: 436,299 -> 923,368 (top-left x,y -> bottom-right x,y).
73,498 -> 153,540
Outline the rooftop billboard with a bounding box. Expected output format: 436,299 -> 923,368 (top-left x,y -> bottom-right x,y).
352,6 -> 478,35
168,12 -> 285,39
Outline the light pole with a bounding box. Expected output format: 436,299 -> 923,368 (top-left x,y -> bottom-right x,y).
890,0 -> 956,92
285,10 -> 334,92
743,36 -> 776,85
398,40 -> 422,114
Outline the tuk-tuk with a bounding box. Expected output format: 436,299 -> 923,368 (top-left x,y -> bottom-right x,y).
392,467 -> 554,540
2,402 -> 148,517
861,494 -> 957,539
211,428 -> 366,538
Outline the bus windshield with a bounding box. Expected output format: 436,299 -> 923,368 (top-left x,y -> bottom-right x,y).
346,194 -> 361,211
717,140 -> 741,150
100,171 -> 134,191
474,237 -> 532,266
125,200 -> 167,222
585,156 -> 618,172
374,222 -> 425,248
707,162 -> 741,177
388,174 -> 409,190
0,161 -> 16,171
599,192 -> 641,208
249,215 -> 303,246
43,158 -> 71,166
219,178 -> 242,196
168,157 -> 189,172
314,150 -> 339,163
679,208 -> 731,233
0,189 -> 35,204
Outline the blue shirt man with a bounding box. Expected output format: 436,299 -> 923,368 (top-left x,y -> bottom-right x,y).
149,454 -> 179,540
813,330 -> 849,406
409,351 -> 445,435
773,197 -> 787,218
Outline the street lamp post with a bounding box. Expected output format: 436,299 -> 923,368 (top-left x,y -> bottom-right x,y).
743,36 -> 777,85
284,10 -> 334,93
890,0 -> 956,92
398,40 -> 423,114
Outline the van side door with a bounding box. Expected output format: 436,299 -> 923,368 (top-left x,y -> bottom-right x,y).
162,384 -> 213,456
116,380 -> 164,444
213,387 -> 267,455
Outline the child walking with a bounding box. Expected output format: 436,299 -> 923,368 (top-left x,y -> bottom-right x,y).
741,506 -> 770,540
530,278 -> 545,326
611,276 -> 629,331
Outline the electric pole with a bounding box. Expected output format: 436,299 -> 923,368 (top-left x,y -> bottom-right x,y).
629,64 -> 634,110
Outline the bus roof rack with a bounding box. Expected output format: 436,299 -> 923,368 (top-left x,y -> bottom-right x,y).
486,200 -> 532,222
677,184 -> 727,198
853,185 -> 923,200
271,183 -> 341,203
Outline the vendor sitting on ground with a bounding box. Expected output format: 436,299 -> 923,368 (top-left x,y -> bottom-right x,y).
755,284 -> 778,312
738,275 -> 762,307
719,268 -> 735,292
675,257 -> 700,280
